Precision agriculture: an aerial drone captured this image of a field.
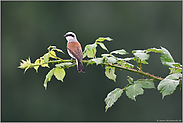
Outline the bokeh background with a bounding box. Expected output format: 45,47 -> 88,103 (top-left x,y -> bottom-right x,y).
1,1 -> 182,122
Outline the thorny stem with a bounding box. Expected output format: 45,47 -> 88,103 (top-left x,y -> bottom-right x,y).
29,59 -> 164,82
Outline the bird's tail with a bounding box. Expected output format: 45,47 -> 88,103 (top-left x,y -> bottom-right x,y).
77,60 -> 85,73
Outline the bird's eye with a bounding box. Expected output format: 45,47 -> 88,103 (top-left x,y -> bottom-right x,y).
67,34 -> 75,37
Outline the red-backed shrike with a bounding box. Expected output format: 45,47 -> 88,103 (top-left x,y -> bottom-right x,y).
64,32 -> 85,73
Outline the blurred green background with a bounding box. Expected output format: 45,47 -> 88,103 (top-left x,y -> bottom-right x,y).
1,1 -> 182,122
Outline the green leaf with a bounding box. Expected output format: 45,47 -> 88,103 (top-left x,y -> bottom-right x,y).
117,60 -> 134,68
125,84 -> 144,101
169,67 -> 182,74
105,66 -> 116,82
48,46 -> 64,54
111,49 -> 128,55
49,50 -> 57,58
146,48 -> 163,53
86,43 -> 97,50
40,60 -> 49,68
18,57 -> 32,73
54,68 -> 65,82
91,58 -> 104,65
101,54 -> 114,57
160,46 -> 175,67
96,37 -> 113,42
83,43 -> 97,58
43,68 -> 55,90
158,73 -> 181,99
105,88 -> 123,112
158,79 -> 179,99
33,59 -> 40,73
135,79 -> 155,89
133,52 -> 150,61
165,73 -> 182,80
43,53 -> 49,63
97,42 -> 108,52
127,76 -> 134,84
55,62 -> 74,68
106,57 -> 117,64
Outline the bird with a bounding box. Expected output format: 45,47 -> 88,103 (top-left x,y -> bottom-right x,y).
64,32 -> 85,73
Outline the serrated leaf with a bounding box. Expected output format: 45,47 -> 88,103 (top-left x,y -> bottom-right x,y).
83,43 -> 97,58
49,50 -> 57,58
157,79 -> 179,99
34,59 -> 40,73
133,52 -> 150,61
105,66 -> 116,82
97,42 -> 108,52
157,73 -> 181,99
54,68 -> 65,82
44,68 -> 55,90
135,79 -> 155,89
111,49 -> 128,55
165,73 -> 182,80
40,60 -> 49,68
96,37 -> 113,42
91,58 -> 104,65
125,84 -> 144,101
86,48 -> 97,58
105,88 -> 123,112
86,43 -> 97,50
106,57 -> 117,63
43,53 -> 49,63
146,48 -> 163,53
160,46 -> 175,67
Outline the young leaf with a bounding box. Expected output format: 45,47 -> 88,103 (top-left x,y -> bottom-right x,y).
34,59 -> 40,73
83,43 -> 97,58
97,42 -> 108,52
105,88 -> 123,112
54,68 -> 66,82
48,45 -> 64,54
43,68 -> 55,90
125,84 -> 144,101
127,76 -> 134,84
160,46 -> 175,67
40,60 -> 49,68
49,50 -> 57,58
43,53 -> 49,63
105,66 -> 116,82
96,37 -> 113,42
111,49 -> 128,55
86,43 -> 97,50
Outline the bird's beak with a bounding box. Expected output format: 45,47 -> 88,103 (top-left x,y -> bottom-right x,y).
64,34 -> 67,37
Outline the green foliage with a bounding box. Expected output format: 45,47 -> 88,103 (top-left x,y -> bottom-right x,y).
158,73 -> 181,99
105,88 -> 123,112
18,36 -> 182,112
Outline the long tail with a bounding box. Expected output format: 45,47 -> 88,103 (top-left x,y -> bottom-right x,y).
76,60 -> 85,73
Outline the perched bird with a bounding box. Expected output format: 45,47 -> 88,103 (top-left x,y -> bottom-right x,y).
64,32 -> 85,73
